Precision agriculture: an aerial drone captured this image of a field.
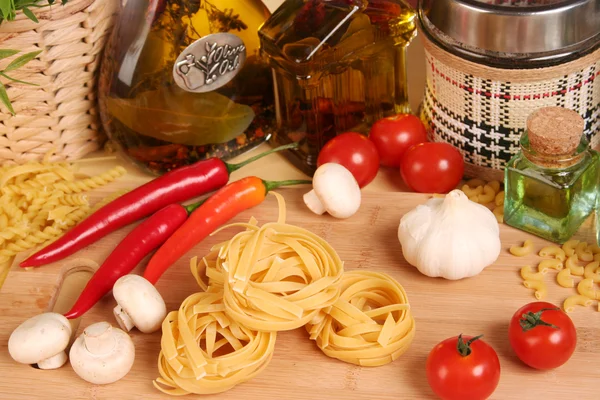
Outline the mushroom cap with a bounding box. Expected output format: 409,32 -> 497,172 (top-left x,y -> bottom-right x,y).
69,322 -> 135,385
8,312 -> 72,365
312,163 -> 361,218
113,274 -> 167,333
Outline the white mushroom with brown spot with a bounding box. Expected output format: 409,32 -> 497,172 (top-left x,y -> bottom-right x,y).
112,274 -> 167,334
8,312 -> 72,370
303,163 -> 361,219
69,321 -> 135,385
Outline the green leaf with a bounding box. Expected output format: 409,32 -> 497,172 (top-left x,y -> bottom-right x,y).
0,49 -> 19,60
0,72 -> 38,86
4,50 -> 41,72
106,87 -> 256,146
0,0 -> 11,19
0,81 -> 15,115
22,7 -> 38,22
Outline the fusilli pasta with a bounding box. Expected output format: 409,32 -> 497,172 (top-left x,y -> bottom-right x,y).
0,160 -> 128,287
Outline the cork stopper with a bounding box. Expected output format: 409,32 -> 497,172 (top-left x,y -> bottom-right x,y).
527,107 -> 584,156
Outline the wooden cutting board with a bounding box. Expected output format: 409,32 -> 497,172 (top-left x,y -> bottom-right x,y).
0,187 -> 598,400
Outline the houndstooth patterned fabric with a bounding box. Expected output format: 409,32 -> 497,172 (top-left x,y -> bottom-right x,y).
420,49 -> 600,174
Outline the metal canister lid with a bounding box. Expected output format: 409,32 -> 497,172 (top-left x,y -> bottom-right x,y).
418,0 -> 600,65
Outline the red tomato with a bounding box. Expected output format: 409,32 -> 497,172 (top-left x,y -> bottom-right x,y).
426,334 -> 501,400
508,302 -> 576,370
317,132 -> 380,188
368,113 -> 428,167
400,142 -> 464,193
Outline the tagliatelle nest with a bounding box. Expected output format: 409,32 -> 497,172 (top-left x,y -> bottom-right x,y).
200,192 -> 345,332
305,271 -> 416,367
154,286 -> 277,395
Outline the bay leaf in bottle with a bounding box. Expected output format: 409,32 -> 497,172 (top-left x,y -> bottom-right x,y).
106,87 -> 255,146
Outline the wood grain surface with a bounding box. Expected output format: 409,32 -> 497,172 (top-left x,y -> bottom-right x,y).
0,184 -> 598,400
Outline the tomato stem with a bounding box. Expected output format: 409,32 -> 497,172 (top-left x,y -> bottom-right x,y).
519,308 -> 560,332
456,334 -> 483,357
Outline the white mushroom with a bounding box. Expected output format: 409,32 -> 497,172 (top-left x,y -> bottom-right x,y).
303,163 -> 361,219
69,321 -> 135,385
112,274 -> 167,334
8,312 -> 72,369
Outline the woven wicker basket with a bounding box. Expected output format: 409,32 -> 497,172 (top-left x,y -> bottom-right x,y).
0,0 -> 118,164
419,32 -> 600,181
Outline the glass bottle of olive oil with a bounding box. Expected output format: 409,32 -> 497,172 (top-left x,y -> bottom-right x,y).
258,0 -> 417,175
504,107 -> 600,244
98,0 -> 273,175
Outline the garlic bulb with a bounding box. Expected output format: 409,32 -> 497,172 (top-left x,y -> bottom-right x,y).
398,190 -> 501,280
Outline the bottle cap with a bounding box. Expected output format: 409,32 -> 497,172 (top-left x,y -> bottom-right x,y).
527,107 -> 585,156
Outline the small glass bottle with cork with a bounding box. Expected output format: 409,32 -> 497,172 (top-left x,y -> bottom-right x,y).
504,107 -> 600,244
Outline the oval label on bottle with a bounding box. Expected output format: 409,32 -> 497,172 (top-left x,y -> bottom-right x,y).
173,33 -> 247,93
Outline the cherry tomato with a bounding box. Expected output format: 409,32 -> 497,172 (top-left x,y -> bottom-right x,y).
426,334 -> 501,400
508,302 -> 576,370
400,142 -> 464,193
368,113 -> 428,167
317,132 -> 380,188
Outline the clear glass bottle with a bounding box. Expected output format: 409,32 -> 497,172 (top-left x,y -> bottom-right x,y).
98,0 -> 274,175
258,0 -> 417,175
504,107 -> 600,244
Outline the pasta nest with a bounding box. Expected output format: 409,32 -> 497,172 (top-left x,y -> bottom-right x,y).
305,271 -> 416,367
202,192 -> 345,332
154,287 -> 277,395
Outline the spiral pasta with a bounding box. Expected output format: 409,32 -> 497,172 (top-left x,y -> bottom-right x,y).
305,271 -> 416,367
0,159 -> 127,287
202,192 -> 344,332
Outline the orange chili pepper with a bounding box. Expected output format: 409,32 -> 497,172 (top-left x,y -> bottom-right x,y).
143,176 -> 311,284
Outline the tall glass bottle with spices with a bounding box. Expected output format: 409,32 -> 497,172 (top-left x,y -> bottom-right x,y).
258,0 -> 417,175
98,0 -> 274,175
504,107 -> 600,243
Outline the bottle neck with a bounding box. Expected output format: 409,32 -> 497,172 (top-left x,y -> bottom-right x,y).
521,132 -> 588,169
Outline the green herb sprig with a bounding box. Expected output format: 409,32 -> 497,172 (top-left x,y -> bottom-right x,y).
0,0 -> 68,24
0,50 -> 42,114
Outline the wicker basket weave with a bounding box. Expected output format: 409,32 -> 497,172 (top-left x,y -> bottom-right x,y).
0,0 -> 118,164
419,35 -> 600,181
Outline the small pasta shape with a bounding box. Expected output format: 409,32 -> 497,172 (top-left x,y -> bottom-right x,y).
566,254 -> 584,276
595,253 -> 600,262
492,206 -> 503,223
494,191 -> 504,206
577,278 -> 598,300
588,244 -> 600,254
465,178 -> 486,188
520,265 -> 545,281
461,184 -> 483,199
556,268 -> 574,288
523,280 -> 547,300
575,242 -> 593,262
510,240 -> 534,257
583,261 -> 600,283
563,295 -> 593,313
562,239 -> 579,257
538,246 -> 566,262
477,185 -> 496,204
538,259 -> 563,271
487,180 -> 501,194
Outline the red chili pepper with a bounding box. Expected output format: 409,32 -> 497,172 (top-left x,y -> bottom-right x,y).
143,177 -> 311,284
63,200 -> 203,320
20,144 -> 298,268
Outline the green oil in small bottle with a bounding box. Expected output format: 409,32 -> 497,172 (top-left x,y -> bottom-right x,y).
504,107 -> 600,244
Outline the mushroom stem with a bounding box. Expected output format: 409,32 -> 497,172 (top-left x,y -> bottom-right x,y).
37,351 -> 68,370
303,190 -> 327,215
113,305 -> 134,332
83,322 -> 117,356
